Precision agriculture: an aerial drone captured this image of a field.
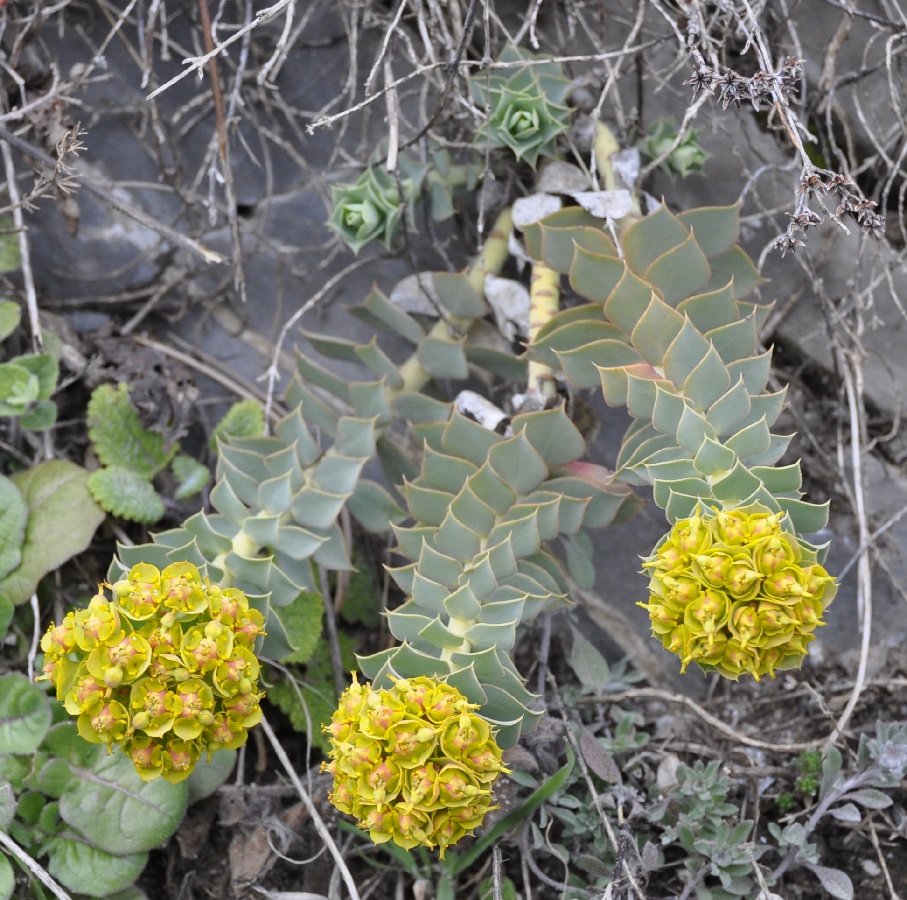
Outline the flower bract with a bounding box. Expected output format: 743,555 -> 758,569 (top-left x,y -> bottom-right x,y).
639,506 -> 837,680
324,675 -> 508,857
39,562 -> 265,782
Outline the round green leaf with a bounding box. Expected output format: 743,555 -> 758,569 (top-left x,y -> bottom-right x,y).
0,476 -> 26,582
185,750 -> 236,805
46,838 -> 148,898
0,778 -> 15,830
0,674 -> 52,754
59,751 -> 187,855
0,854 -> 14,900
1,460 -> 105,605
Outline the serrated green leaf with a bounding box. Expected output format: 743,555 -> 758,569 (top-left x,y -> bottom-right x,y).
88,466 -> 165,524
523,207 -> 602,263
275,590 -> 323,664
210,399 -> 265,450
0,361 -> 38,411
14,352 -> 58,399
0,595 -> 12,641
171,454 -> 210,499
1,460 -> 105,605
0,674 -> 51,754
88,384 -> 174,478
0,853 -> 12,900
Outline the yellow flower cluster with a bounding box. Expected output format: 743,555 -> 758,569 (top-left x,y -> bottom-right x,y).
324,675 -> 509,857
639,506 -> 837,680
39,562 -> 265,783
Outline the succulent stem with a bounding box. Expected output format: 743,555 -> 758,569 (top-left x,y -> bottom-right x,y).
593,121 -> 641,229
527,260 -> 560,399
393,207 -> 514,396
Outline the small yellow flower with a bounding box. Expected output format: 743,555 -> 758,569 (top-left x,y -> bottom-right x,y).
640,505 -> 837,680
38,562 -> 265,780
324,675 -> 508,857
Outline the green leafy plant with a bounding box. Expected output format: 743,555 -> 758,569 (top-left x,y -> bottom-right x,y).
87,387 -> 264,523
470,46 -> 572,167
649,759 -> 765,899
0,461 -> 105,638
640,119 -> 709,178
768,725 -> 907,899
0,300 -> 58,431
0,672 -> 232,898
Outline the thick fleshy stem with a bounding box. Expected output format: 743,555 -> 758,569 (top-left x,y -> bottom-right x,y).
526,260 -> 560,399
393,207 -> 514,396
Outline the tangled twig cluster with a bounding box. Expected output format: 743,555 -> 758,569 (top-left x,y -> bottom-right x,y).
774,172 -> 885,255
683,56 -> 803,111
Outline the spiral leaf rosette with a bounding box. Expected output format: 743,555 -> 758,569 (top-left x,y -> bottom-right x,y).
328,163 -> 424,254
38,562 -> 265,783
470,46 -> 571,167
639,505 -> 837,680
324,674 -> 508,857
